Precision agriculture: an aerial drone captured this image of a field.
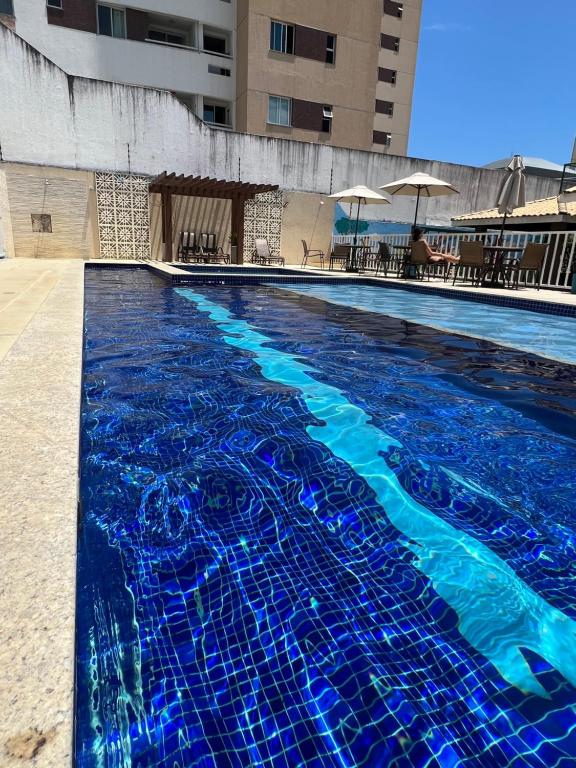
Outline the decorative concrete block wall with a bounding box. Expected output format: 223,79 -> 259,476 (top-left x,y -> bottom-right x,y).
244,191 -> 284,259
95,173 -> 150,259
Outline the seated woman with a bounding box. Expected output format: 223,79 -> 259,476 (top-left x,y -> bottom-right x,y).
412,228 -> 460,264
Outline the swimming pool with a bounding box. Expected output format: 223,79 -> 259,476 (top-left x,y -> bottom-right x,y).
274,283 -> 576,364
77,270 -> 576,767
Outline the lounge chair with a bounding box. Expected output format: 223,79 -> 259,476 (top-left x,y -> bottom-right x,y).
301,240 -> 325,269
505,242 -> 547,290
452,241 -> 487,286
251,238 -> 285,266
196,233 -> 230,264
199,233 -> 217,255
178,231 -> 196,262
329,244 -> 351,270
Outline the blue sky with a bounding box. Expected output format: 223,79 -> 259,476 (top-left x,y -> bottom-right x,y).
408,0 -> 575,167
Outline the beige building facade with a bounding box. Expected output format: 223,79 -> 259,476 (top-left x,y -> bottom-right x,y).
236,0 -> 422,154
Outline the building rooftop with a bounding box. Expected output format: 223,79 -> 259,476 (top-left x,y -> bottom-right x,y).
483,156 -> 576,179
453,194 -> 576,224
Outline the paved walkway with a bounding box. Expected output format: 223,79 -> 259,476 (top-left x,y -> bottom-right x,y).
0,259 -> 83,767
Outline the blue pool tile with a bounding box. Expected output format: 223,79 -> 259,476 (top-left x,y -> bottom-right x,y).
76,270 -> 576,767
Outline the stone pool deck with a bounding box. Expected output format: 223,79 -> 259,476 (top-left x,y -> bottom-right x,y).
0,257 -> 574,767
0,259 -> 83,766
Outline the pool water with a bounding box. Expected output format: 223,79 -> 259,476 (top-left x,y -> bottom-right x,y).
274,283 -> 576,364
77,270 -> 576,767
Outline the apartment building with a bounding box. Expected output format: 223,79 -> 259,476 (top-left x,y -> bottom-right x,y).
0,0 -> 422,154
237,0 -> 421,154
2,0 -> 237,130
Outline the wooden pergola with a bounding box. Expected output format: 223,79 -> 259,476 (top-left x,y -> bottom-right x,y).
149,172 -> 279,263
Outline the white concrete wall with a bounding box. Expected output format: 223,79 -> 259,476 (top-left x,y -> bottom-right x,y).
11,0 -> 235,102
0,24 -> 559,228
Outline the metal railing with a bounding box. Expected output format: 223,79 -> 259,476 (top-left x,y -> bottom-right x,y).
331,231 -> 576,290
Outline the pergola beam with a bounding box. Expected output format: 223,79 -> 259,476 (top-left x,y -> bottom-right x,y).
151,172 -> 279,263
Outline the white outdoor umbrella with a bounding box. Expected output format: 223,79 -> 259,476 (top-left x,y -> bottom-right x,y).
496,155 -> 526,242
329,185 -> 391,246
379,172 -> 459,230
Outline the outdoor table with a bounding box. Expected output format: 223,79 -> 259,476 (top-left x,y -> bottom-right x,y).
346,244 -> 368,273
391,244 -> 415,278
482,245 -> 524,287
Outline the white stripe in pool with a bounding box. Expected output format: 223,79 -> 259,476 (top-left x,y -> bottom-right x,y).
178,287 -> 576,700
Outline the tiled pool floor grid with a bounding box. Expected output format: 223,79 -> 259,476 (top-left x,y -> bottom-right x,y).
77,269 -> 576,767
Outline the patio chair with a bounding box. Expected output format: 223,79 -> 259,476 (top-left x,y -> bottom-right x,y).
301,240 -> 325,269
374,241 -> 397,277
452,241 -> 488,286
202,246 -> 231,264
405,240 -> 430,280
329,244 -> 351,270
505,242 -> 547,290
198,233 -> 217,255
178,231 -> 196,262
251,238 -> 285,266
198,234 -> 231,264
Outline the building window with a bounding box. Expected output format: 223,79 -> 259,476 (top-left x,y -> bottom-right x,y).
47,0 -> 63,8
381,33 -> 400,52
325,34 -> 336,64
203,102 -> 230,126
147,29 -> 186,46
203,31 -> 229,55
378,67 -> 397,85
270,21 -> 294,54
0,0 -> 14,13
268,95 -> 291,126
373,130 -> 392,146
97,4 -> 126,38
321,105 -> 333,133
383,0 -> 403,18
375,99 -> 394,116
208,64 -> 231,77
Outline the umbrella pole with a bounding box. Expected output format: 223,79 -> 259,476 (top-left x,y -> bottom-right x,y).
353,200 -> 361,246
351,200 -> 361,271
499,211 -> 508,245
413,187 -> 422,233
